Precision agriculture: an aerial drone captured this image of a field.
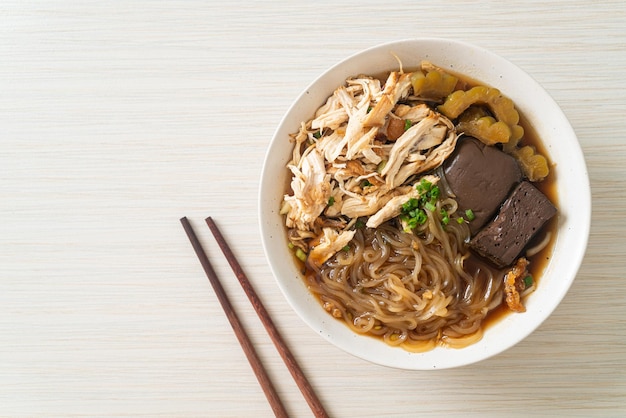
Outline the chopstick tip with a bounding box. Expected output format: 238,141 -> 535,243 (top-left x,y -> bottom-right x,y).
205,217 -> 217,229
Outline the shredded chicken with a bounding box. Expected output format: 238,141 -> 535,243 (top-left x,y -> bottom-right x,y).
363,71 -> 413,127
284,148 -> 331,231
504,257 -> 530,313
283,63 -> 459,267
380,111 -> 456,188
367,175 -> 439,228
308,228 -> 357,267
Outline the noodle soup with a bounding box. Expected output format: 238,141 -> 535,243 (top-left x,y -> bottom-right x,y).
260,38 -> 589,369
280,60 -> 557,352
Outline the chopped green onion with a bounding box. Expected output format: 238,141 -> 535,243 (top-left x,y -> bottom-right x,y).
361,179 -> 373,188
416,178 -> 433,194
404,119 -> 412,131
295,248 -> 307,262
523,275 -> 534,288
288,242 -> 295,249
440,209 -> 450,225
402,198 -> 419,212
342,245 -> 351,252
415,209 -> 427,225
327,196 -> 335,207
457,217 -> 465,224
400,179 -> 445,230
465,209 -> 475,221
354,219 -> 365,229
312,131 -> 322,139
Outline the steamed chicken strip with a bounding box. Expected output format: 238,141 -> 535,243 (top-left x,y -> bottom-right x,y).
366,175 -> 439,228
381,108 -> 458,188
381,114 -> 439,186
284,148 -> 331,231
308,228 -> 356,267
311,93 -> 348,131
363,71 -> 413,127
390,127 -> 458,187
340,188 -> 396,218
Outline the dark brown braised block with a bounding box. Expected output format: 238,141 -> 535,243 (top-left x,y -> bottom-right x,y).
443,137 -> 522,235
469,181 -> 557,268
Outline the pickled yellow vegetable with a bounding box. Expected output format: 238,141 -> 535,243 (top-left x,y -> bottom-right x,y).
410,69 -> 458,100
512,145 -> 550,181
438,86 -> 515,123
502,128 -> 523,153
457,107 -> 511,146
509,124 -> 524,143
438,85 -> 524,144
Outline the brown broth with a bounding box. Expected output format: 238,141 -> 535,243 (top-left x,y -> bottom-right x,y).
285,65 -> 560,345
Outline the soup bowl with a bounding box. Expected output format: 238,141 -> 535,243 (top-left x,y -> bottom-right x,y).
258,38 -> 590,370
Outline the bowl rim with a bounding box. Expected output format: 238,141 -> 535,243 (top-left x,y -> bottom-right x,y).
259,37 -> 591,370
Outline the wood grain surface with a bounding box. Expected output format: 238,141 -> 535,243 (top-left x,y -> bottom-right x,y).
1,1 -> 625,417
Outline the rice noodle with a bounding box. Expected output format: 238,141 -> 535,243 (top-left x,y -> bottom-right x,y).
308,213 -> 503,352
525,231 -> 552,257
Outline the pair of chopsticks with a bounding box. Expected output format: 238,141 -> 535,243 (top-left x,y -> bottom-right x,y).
180,216 -> 329,418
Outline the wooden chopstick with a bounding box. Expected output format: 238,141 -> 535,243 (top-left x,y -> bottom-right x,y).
180,217 -> 289,418
205,217 -> 330,418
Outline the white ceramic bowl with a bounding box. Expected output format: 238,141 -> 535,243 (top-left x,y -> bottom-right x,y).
259,38 -> 590,370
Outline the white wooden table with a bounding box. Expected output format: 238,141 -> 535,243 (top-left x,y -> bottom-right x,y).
2,1 -> 625,416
